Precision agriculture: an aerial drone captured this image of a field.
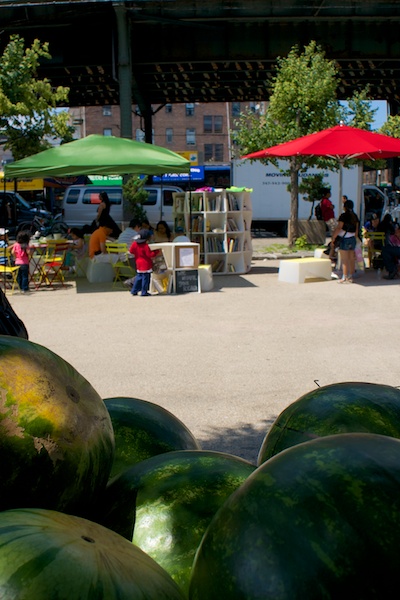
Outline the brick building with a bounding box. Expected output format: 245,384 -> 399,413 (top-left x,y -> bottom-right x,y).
69,101 -> 264,186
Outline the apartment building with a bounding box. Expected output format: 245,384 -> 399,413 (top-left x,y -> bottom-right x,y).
69,101 -> 264,187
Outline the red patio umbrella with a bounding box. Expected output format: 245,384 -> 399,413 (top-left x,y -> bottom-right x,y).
242,123 -> 400,213
242,124 -> 400,162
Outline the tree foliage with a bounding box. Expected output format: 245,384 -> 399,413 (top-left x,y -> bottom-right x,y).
122,176 -> 149,222
233,41 -> 376,244
0,35 -> 74,160
379,115 -> 400,138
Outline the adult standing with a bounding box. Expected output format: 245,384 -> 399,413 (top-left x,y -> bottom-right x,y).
331,199 -> 360,284
320,188 -> 337,260
94,192 -> 121,238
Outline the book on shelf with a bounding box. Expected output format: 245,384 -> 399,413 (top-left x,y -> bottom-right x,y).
174,194 -> 185,213
227,218 -> 239,232
211,259 -> 225,273
174,216 -> 185,231
191,215 -> 204,232
227,237 -> 239,253
227,193 -> 240,211
190,193 -> 204,212
227,262 -> 236,273
207,236 -> 224,253
206,194 -> 223,212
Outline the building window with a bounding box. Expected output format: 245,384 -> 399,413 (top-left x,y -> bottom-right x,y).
186,103 -> 195,116
102,106 -> 112,116
186,128 -> 196,145
232,102 -> 241,117
136,129 -> 155,143
204,116 -> 213,134
165,104 -> 172,113
203,115 -> 223,133
103,128 -> 112,136
204,144 -> 224,162
204,144 -> 213,162
215,144 -> 224,161
166,128 -> 173,144
214,116 -> 223,134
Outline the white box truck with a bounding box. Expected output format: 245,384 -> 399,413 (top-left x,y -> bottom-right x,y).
231,159 -> 389,235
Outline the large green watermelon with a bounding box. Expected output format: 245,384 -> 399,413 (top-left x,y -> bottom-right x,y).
258,381 -> 400,465
0,336 -> 114,513
0,508 -> 184,599
104,397 -> 200,478
190,433 -> 400,599
97,450 -> 255,596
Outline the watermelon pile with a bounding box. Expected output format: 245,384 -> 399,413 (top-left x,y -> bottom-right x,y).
2,336 -> 400,598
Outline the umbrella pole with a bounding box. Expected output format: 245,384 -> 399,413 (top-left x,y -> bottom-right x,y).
338,160 -> 343,209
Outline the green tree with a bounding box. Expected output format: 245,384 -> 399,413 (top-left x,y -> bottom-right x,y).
0,35 -> 73,160
122,176 -> 149,223
233,41 -> 374,244
298,173 -> 330,219
380,115 -> 400,138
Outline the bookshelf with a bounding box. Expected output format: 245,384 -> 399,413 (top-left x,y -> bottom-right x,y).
172,189 -> 253,275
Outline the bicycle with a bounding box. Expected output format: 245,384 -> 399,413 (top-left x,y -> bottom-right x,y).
16,213 -> 69,239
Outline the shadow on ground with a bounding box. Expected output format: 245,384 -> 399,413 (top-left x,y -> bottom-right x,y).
197,418 -> 276,465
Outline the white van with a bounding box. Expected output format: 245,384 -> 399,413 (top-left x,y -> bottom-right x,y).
61,184 -> 183,229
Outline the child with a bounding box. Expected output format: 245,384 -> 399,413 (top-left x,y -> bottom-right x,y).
129,229 -> 160,296
12,231 -> 32,293
0,228 -> 9,266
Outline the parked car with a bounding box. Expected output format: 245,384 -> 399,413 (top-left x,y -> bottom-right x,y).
0,191 -> 51,237
61,184 -> 184,230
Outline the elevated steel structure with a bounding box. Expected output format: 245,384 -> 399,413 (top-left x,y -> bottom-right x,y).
1,1 -> 400,137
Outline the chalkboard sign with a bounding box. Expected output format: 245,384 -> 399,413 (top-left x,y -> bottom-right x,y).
175,269 -> 199,294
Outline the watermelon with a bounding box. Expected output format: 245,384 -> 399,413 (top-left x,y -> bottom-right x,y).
0,336 -> 114,513
104,397 -> 201,478
258,381 -> 400,465
0,508 -> 185,599
97,450 -> 255,596
190,433 -> 400,599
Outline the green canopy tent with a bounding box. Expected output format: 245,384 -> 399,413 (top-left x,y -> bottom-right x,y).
4,135 -> 191,178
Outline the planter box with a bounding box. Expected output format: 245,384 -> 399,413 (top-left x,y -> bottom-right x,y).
288,219 -> 326,245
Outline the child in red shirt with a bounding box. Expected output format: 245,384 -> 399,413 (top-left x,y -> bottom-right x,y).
129,229 -> 160,296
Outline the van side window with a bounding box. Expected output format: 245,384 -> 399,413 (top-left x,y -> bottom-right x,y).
163,191 -> 174,207
81,190 -> 122,205
83,191 -> 101,205
143,190 -> 157,206
65,189 -> 80,204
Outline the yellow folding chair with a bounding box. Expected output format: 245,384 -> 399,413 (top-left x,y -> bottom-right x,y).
362,231 -> 386,268
0,247 -> 20,294
38,242 -> 70,288
105,242 -> 136,288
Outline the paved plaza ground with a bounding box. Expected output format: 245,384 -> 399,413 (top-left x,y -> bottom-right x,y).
7,238 -> 400,465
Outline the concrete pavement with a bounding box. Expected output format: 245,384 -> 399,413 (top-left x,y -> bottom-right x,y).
7,241 -> 399,465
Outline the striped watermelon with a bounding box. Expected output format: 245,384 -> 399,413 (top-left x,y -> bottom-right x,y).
104,397 -> 201,478
0,508 -> 184,599
0,336 -> 114,513
97,450 -> 255,596
258,381 -> 400,465
190,433 -> 400,599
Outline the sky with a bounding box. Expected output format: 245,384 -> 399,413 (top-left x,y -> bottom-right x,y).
371,100 -> 389,130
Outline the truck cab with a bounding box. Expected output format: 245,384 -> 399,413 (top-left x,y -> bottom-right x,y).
362,184 -> 389,223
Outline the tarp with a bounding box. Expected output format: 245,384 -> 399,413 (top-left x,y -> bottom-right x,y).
4,135 -> 191,179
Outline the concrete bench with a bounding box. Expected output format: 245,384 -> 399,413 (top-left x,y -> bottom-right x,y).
278,257 -> 332,284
